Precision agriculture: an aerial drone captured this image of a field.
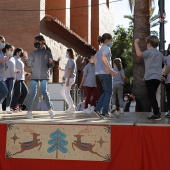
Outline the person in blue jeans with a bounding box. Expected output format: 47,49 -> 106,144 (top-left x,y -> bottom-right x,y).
2,44 -> 15,114
93,33 -> 117,118
0,35 -> 12,118
24,35 -> 55,119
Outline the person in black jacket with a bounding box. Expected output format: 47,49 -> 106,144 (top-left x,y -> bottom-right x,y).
125,94 -> 143,112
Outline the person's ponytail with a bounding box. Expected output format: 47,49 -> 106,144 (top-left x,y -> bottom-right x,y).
45,43 -> 51,52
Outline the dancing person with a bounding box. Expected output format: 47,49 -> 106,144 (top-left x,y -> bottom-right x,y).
124,94 -> 143,112
24,35 -> 55,119
58,48 -> 77,113
93,33 -> 117,118
79,55 -> 98,113
135,35 -> 164,120
163,44 -> 170,118
111,58 -> 125,114
10,48 -> 29,112
2,44 -> 15,114
0,35 -> 12,118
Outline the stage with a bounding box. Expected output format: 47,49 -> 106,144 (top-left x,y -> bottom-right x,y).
1,111 -> 170,170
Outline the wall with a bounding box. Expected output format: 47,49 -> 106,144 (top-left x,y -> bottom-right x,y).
0,0 -> 40,53
99,0 -> 114,36
45,0 -> 66,25
70,0 -> 89,42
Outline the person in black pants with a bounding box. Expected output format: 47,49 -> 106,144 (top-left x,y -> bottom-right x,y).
163,44 -> 170,117
11,48 -> 29,112
135,36 -> 164,120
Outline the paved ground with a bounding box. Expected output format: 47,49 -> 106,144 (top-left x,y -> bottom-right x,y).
0,111 -> 170,126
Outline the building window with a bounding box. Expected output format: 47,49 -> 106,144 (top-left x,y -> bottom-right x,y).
106,0 -> 109,8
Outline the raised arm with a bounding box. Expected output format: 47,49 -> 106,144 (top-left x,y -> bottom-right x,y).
134,38 -> 143,58
24,51 -> 34,67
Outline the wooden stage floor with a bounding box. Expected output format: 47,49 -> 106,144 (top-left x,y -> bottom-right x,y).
1,111 -> 170,126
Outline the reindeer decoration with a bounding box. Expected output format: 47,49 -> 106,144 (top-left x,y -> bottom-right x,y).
13,132 -> 42,156
72,134 -> 104,158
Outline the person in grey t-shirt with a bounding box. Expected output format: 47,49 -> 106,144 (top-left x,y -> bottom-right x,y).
79,55 -> 98,113
135,35 -> 163,120
163,44 -> 170,117
2,44 -> 15,114
59,48 -> 77,113
93,33 -> 117,118
0,35 -> 11,116
111,58 -> 126,114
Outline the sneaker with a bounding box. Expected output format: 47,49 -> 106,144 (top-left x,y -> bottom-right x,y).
165,111 -> 170,118
101,113 -> 114,119
110,105 -> 116,113
11,108 -> 18,113
26,111 -> 33,119
6,107 -> 13,114
65,108 -> 76,114
90,106 -> 95,111
93,110 -> 102,118
0,104 -> 2,112
119,108 -> 124,114
148,114 -> 161,120
84,108 -> 92,114
49,110 -> 55,119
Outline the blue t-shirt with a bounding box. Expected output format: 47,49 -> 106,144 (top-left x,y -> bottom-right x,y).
142,49 -> 163,81
95,45 -> 112,75
65,59 -> 77,78
83,63 -> 96,87
112,66 -> 125,85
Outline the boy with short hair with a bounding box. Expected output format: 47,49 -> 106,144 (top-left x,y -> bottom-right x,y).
134,35 -> 163,120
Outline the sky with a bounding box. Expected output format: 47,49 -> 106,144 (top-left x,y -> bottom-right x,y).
113,0 -> 170,49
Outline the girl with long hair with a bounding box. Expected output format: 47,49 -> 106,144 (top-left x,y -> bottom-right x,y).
93,33 -> 117,118
2,43 -> 15,114
0,35 -> 12,117
111,58 -> 126,114
24,35 -> 55,119
58,48 -> 77,113
11,48 -> 29,112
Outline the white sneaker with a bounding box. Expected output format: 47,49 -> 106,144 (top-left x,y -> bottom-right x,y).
6,107 -> 12,114
84,108 -> 92,114
119,108 -> 124,114
26,111 -> 33,119
0,104 -> 2,112
49,110 -> 55,119
90,106 -> 95,111
110,105 -> 116,113
65,108 -> 75,113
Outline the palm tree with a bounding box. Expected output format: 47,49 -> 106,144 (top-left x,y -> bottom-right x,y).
124,7 -> 167,35
130,0 -> 152,111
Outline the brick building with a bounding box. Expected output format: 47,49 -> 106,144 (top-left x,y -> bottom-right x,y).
0,0 -> 114,108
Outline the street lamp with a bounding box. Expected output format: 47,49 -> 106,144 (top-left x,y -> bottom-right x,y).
158,0 -> 166,112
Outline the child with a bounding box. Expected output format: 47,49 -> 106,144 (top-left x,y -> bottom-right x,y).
134,35 -> 163,120
111,58 -> 125,114
79,55 -> 98,113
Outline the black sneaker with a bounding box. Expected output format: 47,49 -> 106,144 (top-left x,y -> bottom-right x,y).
93,110 -> 102,118
148,114 -> 161,120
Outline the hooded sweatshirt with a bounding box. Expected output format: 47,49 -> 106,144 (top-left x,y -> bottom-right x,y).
24,48 -> 55,80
